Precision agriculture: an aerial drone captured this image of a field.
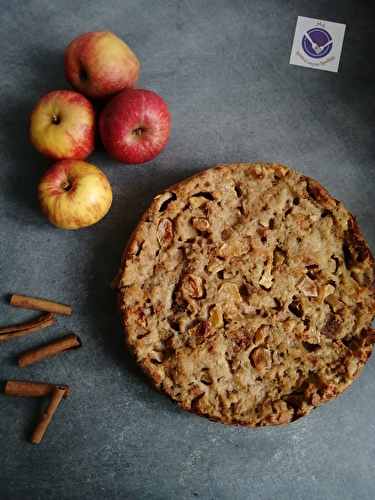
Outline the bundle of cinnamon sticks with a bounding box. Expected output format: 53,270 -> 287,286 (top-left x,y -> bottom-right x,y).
2,293 -> 81,444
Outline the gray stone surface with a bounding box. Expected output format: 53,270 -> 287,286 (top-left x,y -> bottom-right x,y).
1,1 -> 375,498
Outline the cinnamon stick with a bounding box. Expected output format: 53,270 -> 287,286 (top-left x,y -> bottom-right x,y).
10,294 -> 72,316
18,334 -> 82,368
31,386 -> 66,444
5,380 -> 70,399
0,312 -> 55,342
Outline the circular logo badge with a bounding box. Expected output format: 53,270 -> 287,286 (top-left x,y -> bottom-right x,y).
302,28 -> 333,59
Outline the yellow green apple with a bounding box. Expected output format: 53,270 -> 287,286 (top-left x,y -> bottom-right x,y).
29,90 -> 96,161
38,160 -> 113,229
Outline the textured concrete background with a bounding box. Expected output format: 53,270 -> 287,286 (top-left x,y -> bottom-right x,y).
0,1 -> 375,499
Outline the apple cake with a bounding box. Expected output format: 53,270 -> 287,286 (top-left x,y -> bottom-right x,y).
116,162 -> 375,426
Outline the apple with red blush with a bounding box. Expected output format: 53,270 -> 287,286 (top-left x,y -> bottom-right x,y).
29,90 -> 96,161
38,159 -> 113,229
98,88 -> 171,165
63,31 -> 140,101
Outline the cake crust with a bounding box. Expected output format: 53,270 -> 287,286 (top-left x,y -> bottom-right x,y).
117,163 -> 375,426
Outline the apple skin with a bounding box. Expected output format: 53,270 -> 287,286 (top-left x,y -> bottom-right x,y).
38,160 -> 113,230
29,90 -> 96,161
63,31 -> 140,101
98,89 -> 171,165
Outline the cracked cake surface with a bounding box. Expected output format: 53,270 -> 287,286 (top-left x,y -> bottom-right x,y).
117,162 -> 375,426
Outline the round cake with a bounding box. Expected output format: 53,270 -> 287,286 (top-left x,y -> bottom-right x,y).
116,163 -> 375,426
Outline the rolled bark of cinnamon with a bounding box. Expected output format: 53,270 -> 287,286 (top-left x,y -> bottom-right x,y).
5,380 -> 70,399
18,334 -> 82,368
31,386 -> 66,444
0,313 -> 55,342
10,294 -> 72,316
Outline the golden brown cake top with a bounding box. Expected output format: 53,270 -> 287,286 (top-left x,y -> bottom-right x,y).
117,163 -> 375,427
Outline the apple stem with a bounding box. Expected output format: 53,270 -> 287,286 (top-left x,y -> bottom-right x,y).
62,180 -> 71,191
134,128 -> 143,136
51,113 -> 60,125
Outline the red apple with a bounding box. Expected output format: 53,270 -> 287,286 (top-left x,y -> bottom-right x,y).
29,90 -> 96,161
98,89 -> 171,164
38,159 -> 113,229
63,31 -> 140,101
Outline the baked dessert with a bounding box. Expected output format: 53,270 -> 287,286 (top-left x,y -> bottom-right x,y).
117,162 -> 375,426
